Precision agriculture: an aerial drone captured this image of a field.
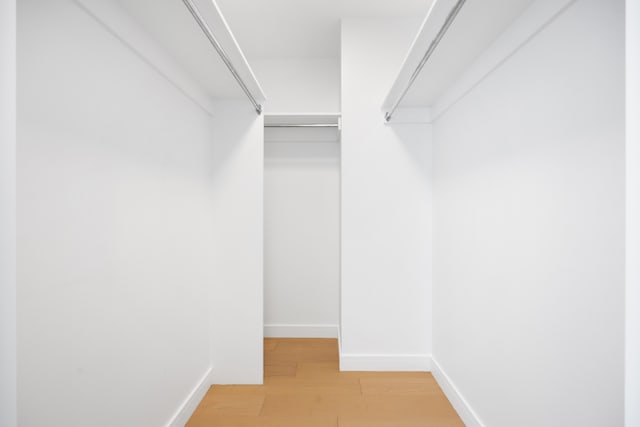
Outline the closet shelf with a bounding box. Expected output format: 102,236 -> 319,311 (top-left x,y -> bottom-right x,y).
264,113 -> 341,128
382,0 -> 534,119
78,0 -> 266,113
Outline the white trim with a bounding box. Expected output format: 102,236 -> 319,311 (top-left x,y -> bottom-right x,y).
382,0 -> 578,125
264,113 -> 341,126
431,358 -> 485,427
432,0 -> 578,121
264,324 -> 339,338
263,112 -> 342,118
626,0 -> 640,425
73,0 -> 269,115
166,367 -> 212,427
189,0 -> 266,104
0,0 -> 16,426
339,353 -> 431,372
381,0 -> 448,114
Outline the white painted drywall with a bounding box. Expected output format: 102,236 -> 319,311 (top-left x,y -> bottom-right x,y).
250,57 -> 341,339
0,0 -> 17,426
264,128 -> 340,337
432,0 -> 625,425
627,0 -> 640,425
252,58 -> 340,113
340,19 -> 433,370
17,0 -> 226,424
209,101 -> 264,384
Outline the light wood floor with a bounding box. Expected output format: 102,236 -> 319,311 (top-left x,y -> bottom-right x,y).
186,338 -> 464,427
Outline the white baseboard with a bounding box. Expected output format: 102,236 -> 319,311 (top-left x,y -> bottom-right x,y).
166,366 -> 212,427
431,357 -> 485,427
339,353 -> 431,371
264,324 -> 339,338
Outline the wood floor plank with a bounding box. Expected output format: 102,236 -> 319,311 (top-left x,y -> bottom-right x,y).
259,415 -> 338,426
272,338 -> 337,349
289,361 -> 359,382
264,339 -> 278,351
188,415 -> 338,427
362,394 -> 461,417
260,392 -> 367,417
186,339 -> 464,427
265,338 -> 338,365
296,361 -> 340,373
265,348 -> 337,364
263,377 -> 362,395
264,362 -> 297,377
191,393 -> 265,417
359,376 -> 443,396
338,416 -> 465,427
205,385 -> 265,397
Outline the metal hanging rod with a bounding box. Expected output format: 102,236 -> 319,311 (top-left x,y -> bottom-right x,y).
384,0 -> 466,122
264,124 -> 339,128
182,0 -> 263,114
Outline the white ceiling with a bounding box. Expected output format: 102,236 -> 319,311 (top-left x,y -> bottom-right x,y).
215,0 -> 435,58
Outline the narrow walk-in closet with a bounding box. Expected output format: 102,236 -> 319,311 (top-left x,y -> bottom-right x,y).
264,114 -> 341,340
1,0 -> 638,426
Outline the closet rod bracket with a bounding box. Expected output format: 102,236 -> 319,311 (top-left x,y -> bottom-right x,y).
384,0 -> 466,122
182,0 -> 264,115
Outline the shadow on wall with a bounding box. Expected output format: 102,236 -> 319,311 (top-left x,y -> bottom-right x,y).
265,140 -> 340,167
208,100 -> 263,189
388,123 -> 432,182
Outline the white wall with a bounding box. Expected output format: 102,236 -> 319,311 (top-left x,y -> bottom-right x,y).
432,0 -> 624,425
209,101 -> 264,384
264,128 -> 340,338
0,0 -> 17,426
252,58 -> 340,113
340,19 -> 433,370
253,57 -> 341,339
627,0 -> 640,425
16,0 -> 261,425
